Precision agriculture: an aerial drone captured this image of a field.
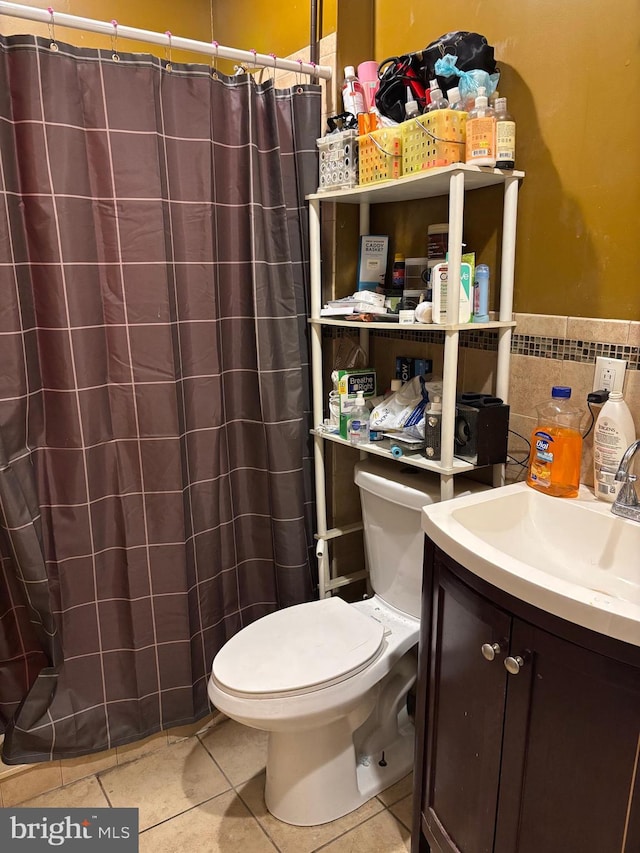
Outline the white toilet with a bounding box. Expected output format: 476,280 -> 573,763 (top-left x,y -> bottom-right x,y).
208,459 -> 479,826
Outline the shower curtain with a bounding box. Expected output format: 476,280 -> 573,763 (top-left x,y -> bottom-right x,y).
0,34 -> 320,763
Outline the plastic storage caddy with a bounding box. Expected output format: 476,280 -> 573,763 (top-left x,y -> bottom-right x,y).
358,126 -> 403,185
402,110 -> 467,174
317,129 -> 359,191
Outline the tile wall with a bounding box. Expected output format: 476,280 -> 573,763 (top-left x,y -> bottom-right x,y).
507,314 -> 640,486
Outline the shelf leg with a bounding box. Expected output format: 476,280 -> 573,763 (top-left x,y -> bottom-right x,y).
440,329 -> 459,475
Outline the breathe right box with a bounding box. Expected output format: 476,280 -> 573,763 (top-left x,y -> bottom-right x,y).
337,368 -> 376,438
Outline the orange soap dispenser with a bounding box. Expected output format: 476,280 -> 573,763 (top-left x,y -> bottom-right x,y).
526,386 -> 584,498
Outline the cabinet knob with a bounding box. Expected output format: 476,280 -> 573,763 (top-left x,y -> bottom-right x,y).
504,655 -> 525,675
481,642 -> 503,661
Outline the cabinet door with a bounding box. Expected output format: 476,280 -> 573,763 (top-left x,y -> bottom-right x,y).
422,559 -> 511,853
495,619 -> 640,853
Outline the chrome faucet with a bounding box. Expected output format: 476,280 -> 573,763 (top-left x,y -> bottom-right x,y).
611,439 -> 640,522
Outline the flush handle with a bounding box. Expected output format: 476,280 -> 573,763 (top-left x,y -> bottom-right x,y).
481,642 -> 503,662
504,655 -> 526,675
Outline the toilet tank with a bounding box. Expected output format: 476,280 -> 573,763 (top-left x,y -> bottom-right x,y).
354,458 -> 484,618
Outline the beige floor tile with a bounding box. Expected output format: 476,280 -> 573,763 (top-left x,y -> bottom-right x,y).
139,789 -> 277,853
100,737 -> 230,831
320,809 -> 411,852
19,775 -> 110,809
389,793 -> 414,830
1,762 -> 63,807
377,773 -> 413,807
238,771 -> 385,853
199,719 -> 268,786
116,731 -> 169,765
166,712 -> 223,744
61,748 -> 118,784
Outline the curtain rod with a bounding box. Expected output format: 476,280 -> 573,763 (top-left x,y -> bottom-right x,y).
0,1 -> 332,79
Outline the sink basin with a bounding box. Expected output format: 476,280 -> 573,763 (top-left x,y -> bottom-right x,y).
422,482 -> 640,646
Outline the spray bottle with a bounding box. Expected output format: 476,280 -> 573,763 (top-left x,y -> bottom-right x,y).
341,66 -> 365,118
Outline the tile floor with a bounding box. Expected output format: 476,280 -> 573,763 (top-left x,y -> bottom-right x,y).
16,718 -> 413,852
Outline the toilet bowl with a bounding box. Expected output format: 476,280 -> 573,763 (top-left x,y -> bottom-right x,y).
208,459 -> 483,826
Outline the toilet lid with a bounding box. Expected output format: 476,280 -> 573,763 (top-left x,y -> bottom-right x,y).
212,597 -> 385,697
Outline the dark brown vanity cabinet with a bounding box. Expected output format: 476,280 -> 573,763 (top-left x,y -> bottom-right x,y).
412,540 -> 640,853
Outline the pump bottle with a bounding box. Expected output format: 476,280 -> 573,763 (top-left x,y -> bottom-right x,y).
465,86 -> 496,167
341,66 -> 365,118
347,392 -> 370,445
593,391 -> 636,502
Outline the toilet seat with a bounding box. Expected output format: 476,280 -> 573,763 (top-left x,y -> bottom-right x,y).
211,597 -> 385,699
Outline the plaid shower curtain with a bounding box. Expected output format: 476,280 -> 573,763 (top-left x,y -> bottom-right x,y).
0,34 -> 319,763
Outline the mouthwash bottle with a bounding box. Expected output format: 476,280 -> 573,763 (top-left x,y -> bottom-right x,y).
347,392 -> 370,446
526,386 -> 583,498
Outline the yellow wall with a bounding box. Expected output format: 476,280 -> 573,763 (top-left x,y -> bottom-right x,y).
210,0 -> 335,65
373,1 -> 639,320
0,0 -> 214,63
2,2 -> 637,319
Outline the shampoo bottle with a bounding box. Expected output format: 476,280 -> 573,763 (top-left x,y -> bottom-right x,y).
465,86 -> 496,167
593,391 -> 636,502
526,386 -> 583,498
494,97 -> 516,170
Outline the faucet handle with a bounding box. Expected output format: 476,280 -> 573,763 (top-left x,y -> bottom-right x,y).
617,474 -> 639,508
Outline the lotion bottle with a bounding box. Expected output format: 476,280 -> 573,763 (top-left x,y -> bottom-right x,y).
465,86 -> 496,167
593,391 -> 636,502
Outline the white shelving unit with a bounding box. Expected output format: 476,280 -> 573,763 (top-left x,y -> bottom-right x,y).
308,163 -> 524,598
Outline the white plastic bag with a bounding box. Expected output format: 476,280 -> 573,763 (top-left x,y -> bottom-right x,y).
370,376 -> 442,431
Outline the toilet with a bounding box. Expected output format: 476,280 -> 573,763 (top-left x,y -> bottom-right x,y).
208,458 -> 480,826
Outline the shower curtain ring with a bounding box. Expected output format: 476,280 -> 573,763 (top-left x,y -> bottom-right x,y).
164,31 -> 173,72
211,40 -> 219,79
46,7 -> 58,52
110,20 -> 120,62
269,52 -> 277,81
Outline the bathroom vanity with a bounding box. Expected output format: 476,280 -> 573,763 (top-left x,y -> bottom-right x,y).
412,485 -> 640,853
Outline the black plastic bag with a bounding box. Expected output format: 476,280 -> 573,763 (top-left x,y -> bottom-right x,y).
375,32 -> 498,123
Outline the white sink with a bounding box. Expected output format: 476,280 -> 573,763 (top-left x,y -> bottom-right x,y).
422,481 -> 640,646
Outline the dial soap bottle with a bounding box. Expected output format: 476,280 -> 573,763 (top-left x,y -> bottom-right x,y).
526,386 -> 583,498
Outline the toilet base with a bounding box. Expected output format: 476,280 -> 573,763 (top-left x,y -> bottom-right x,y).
264,712 -> 415,826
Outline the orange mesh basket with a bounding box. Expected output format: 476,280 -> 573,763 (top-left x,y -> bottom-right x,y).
401,110 -> 467,174
357,127 -> 403,185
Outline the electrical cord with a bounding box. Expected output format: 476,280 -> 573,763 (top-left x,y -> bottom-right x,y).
583,390 -> 609,439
